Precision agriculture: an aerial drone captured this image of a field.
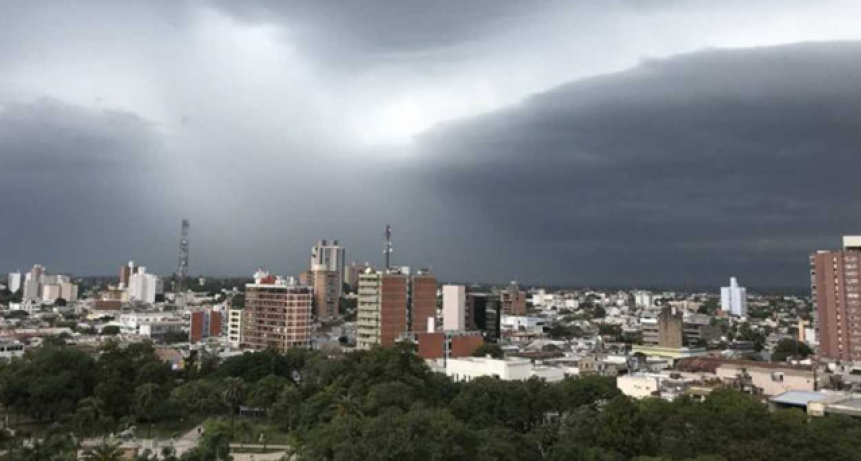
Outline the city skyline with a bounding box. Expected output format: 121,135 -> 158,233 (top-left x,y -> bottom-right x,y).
3,1 -> 861,287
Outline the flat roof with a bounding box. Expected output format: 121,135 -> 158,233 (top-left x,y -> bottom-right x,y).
769,391 -> 830,407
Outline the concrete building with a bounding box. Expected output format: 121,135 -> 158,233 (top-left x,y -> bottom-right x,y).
119,261 -> 136,288
416,330 -> 483,361
311,240 -> 346,284
241,270 -> 313,351
721,277 -> 748,317
442,285 -> 467,331
677,357 -> 816,396
227,308 -> 243,348
308,267 -> 341,322
466,292 -> 501,341
445,357 -> 565,382
41,284 -> 62,303
811,236 -> 861,361
6,272 -> 22,294
357,269 -> 408,349
128,267 -> 163,304
634,291 -> 654,308
189,309 -> 222,343
410,271 -> 437,332
356,268 -> 436,349
501,282 -> 527,316
139,320 -> 184,340
642,307 -> 684,348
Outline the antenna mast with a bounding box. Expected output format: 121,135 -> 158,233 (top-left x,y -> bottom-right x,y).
176,219 -> 190,304
383,225 -> 393,270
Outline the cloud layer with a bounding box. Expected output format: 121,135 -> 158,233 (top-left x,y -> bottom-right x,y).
1,1 -> 861,288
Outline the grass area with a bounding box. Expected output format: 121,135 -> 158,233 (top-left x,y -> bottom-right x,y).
228,418 -> 293,446
148,417 -> 204,440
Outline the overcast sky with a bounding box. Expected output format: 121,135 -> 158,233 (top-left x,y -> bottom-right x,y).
2,0 -> 861,288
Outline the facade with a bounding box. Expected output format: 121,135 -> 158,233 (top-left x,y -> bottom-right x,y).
442,285 -> 467,331
501,282 -> 527,316
189,309 -> 223,343
41,284 -> 62,303
721,277 -> 748,317
811,236 -> 861,361
445,357 -> 565,382
227,308 -> 243,348
128,267 -> 163,304
357,270 -> 408,349
466,292 -> 501,341
139,321 -> 184,340
309,267 -> 341,322
346,262 -> 372,290
634,291 -> 654,308
6,272 -> 21,294
416,330 -> 483,360
242,271 -> 313,351
311,240 -> 346,284
119,261 -> 136,288
410,271 -> 438,332
357,268 -> 436,349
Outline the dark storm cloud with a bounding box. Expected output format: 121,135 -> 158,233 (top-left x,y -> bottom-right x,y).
0,99 -> 177,275
411,42 -> 861,287
212,0 -> 548,63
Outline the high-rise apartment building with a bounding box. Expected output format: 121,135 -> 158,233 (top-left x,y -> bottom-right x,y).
501,282 -> 527,316
189,309 -> 223,343
442,285 -> 467,331
811,236 -> 861,361
346,262 -> 372,290
466,292 -> 502,341
720,277 -> 748,317
6,272 -> 22,294
227,308 -> 243,348
357,268 -> 437,349
309,267 -> 341,322
128,267 -> 163,304
410,270 -> 437,333
119,261 -> 136,288
311,240 -> 346,283
242,270 -> 312,351
357,270 -> 408,349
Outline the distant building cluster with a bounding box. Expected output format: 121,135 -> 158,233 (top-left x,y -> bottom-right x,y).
8,230 -> 861,421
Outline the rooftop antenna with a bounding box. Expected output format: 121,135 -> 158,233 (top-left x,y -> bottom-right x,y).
176,218 -> 190,305
383,224 -> 393,270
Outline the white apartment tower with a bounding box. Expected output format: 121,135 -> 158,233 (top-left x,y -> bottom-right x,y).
721,277 -> 748,317
6,272 -> 22,293
442,285 -> 467,331
128,267 -> 163,304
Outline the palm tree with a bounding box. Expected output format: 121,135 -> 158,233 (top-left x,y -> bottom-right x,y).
135,383 -> 160,438
222,377 -> 245,437
81,440 -> 124,461
334,392 -> 362,418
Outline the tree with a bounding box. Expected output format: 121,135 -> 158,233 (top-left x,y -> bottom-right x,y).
222,377 -> 246,436
81,440 -> 124,461
101,325 -> 120,336
472,343 -> 504,359
771,339 -> 813,362
135,383 -> 161,437
247,374 -> 290,412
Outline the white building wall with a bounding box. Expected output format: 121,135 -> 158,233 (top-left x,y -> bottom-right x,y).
445,357 -> 535,382
721,277 -> 748,317
442,285 -> 466,331
7,272 -> 22,293
618,374 -> 660,399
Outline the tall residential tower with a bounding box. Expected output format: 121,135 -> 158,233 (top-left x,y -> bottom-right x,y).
811,236 -> 861,361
